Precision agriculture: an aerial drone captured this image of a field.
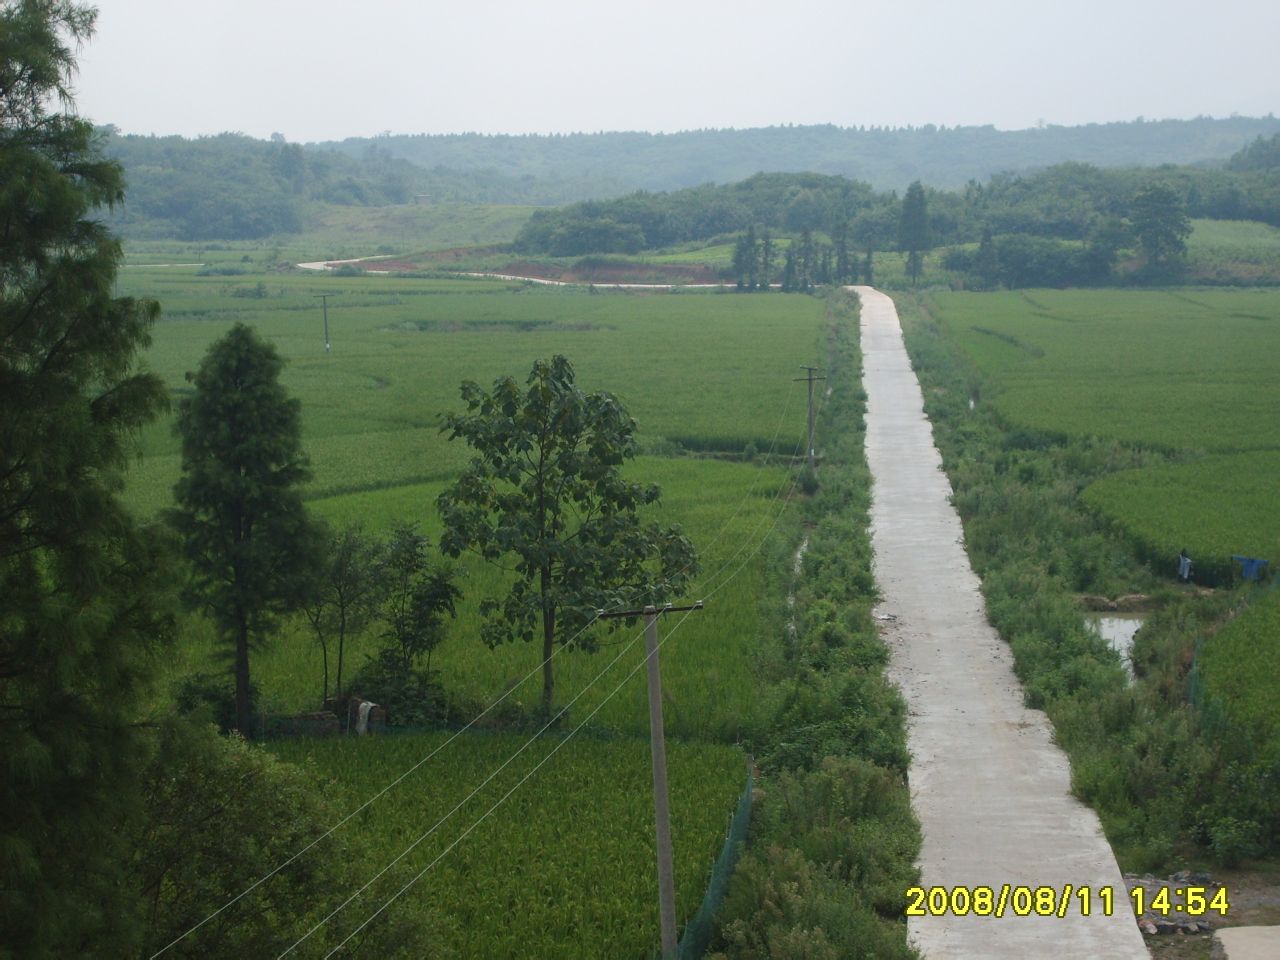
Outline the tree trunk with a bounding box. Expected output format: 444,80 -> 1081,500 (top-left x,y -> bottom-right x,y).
335,606 -> 347,700
540,566 -> 555,717
235,614 -> 252,737
319,637 -> 329,705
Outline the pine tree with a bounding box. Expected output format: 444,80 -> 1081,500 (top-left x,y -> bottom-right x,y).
900,180 -> 931,284
0,3 -> 173,953
171,323 -> 321,736
759,230 -> 775,291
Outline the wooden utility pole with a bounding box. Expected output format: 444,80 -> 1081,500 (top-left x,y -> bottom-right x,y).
315,294 -> 334,353
793,366 -> 826,469
598,601 -> 704,959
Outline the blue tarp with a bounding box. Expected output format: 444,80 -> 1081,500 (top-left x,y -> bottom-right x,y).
1231,555 -> 1270,581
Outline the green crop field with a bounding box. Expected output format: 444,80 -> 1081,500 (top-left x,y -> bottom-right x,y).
1197,588 -> 1280,767
927,289 -> 1280,577
121,201 -> 533,267
123,266 -> 826,730
169,455 -> 795,741
1082,451 -> 1280,583
120,261 -> 824,955
1186,218 -> 1280,284
265,732 -> 747,959
120,267 -> 824,516
925,287 -> 1280,799
930,288 -> 1280,453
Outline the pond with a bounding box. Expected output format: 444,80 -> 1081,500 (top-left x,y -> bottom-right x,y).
1084,612 -> 1145,680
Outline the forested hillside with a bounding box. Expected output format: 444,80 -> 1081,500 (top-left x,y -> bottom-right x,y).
320,116 -> 1280,195
99,129 -> 578,240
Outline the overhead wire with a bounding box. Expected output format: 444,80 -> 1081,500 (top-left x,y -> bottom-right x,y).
298,396 -> 824,954
276,614 -> 653,957
317,605 -> 704,959
154,374 -> 817,958
148,609 -> 605,959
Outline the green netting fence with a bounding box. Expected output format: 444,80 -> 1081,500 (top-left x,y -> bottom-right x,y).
678,766 -> 753,960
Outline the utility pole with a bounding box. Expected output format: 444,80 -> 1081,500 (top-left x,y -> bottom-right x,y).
793,366 -> 825,469
598,600 -> 704,960
314,294 -> 333,353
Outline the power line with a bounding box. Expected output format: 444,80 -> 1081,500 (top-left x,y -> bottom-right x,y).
277,616 -> 655,957
149,610 -> 605,959
319,605 -> 705,960
287,424 -> 814,955
155,376 -> 815,957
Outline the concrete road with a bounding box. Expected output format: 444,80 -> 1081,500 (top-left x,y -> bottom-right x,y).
856,286 -> 1149,959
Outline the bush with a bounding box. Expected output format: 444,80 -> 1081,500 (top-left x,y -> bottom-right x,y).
347,650 -> 452,728
174,671 -> 254,734
132,719 -> 431,956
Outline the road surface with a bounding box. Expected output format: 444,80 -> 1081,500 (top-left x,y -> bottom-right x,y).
856,286 -> 1148,959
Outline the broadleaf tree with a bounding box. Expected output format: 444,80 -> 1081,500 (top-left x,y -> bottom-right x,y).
438,355 -> 697,716
380,521 -> 460,680
1130,181 -> 1191,269
170,322 -> 321,736
302,521 -> 385,704
0,2 -> 176,954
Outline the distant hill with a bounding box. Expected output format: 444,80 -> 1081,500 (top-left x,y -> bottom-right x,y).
316,117 -> 1280,197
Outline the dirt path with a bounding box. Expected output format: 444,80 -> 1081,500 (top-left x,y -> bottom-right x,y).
855,286 -> 1149,959
295,255 -> 733,289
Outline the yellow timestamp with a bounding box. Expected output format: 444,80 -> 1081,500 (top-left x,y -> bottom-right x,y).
905,884 -> 1231,919
906,885 -> 1118,918
1130,885 -> 1230,917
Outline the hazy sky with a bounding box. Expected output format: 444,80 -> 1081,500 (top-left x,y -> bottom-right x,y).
76,0 -> 1279,142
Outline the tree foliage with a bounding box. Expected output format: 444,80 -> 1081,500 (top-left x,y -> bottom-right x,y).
379,521 -> 460,680
899,180 -> 931,283
171,323 -> 320,736
0,2 -> 174,953
302,521 -> 385,704
438,356 -> 697,715
1130,181 -> 1192,267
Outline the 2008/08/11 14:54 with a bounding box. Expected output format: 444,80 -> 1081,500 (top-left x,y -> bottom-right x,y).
905,884 -> 1230,918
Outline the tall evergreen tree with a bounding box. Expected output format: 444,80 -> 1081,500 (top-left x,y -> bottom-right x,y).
899,180 -> 931,283
0,2 -> 173,953
974,225 -> 1000,289
171,323 -> 321,736
759,229 -> 775,291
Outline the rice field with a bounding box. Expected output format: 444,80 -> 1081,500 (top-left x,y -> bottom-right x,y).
1083,451 -> 1280,583
264,732 -> 748,959
121,263 -> 824,954
1195,587 -> 1280,767
930,288 -> 1280,452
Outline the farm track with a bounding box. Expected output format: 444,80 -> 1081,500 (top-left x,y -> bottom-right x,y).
856,286 -> 1150,959
296,256 -> 735,289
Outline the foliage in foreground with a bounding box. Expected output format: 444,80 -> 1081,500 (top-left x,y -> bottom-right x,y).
0,3 -> 175,953
709,293 -> 919,959
133,719 -> 427,959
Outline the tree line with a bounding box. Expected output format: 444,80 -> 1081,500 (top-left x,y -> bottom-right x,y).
318,116 -> 1280,195
517,150 -> 1271,287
